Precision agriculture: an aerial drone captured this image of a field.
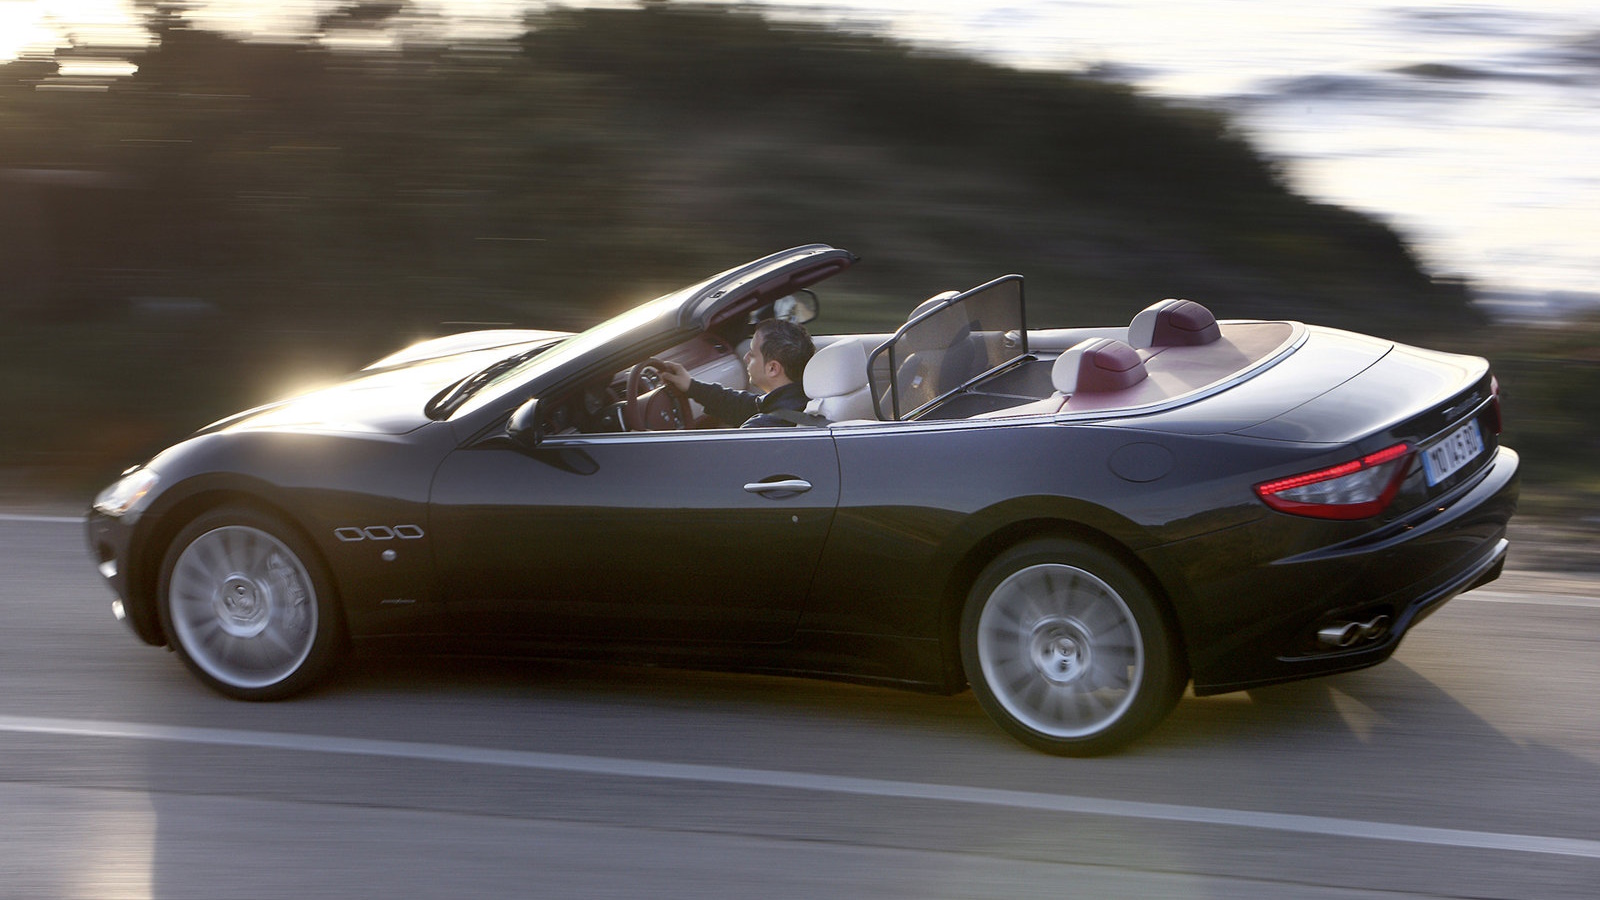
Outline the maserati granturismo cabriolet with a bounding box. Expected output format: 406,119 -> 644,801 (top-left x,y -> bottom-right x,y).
87,244 -> 1517,755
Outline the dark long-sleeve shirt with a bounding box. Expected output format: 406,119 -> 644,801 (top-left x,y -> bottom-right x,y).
686,380 -> 809,428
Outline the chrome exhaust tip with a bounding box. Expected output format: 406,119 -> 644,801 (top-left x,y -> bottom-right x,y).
1317,615 -> 1392,648
1360,615 -> 1390,642
1317,622 -> 1363,648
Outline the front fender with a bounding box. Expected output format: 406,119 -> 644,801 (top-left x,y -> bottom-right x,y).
108,427 -> 451,643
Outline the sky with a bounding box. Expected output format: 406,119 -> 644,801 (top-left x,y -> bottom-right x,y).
1,0 -> 545,60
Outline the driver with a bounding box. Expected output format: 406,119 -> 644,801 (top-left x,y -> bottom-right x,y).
659,319 -> 814,428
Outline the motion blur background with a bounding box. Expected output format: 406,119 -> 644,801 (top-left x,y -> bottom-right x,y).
2,0 -> 1597,525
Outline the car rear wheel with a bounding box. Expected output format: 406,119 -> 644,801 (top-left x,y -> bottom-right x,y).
960,538 -> 1184,755
157,506 -> 345,700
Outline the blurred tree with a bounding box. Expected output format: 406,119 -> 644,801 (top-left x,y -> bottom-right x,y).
1468,315 -> 1600,517
318,1 -> 407,33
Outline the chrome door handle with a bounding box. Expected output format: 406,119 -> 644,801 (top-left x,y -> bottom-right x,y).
744,479 -> 812,494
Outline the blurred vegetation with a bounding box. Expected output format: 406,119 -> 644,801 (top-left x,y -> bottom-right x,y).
0,1 -> 1587,518
1455,314 -> 1600,522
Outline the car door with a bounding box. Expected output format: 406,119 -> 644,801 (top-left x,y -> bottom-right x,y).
428,426 -> 840,643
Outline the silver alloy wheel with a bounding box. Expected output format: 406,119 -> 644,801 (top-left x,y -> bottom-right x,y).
975,562 -> 1144,738
167,525 -> 319,690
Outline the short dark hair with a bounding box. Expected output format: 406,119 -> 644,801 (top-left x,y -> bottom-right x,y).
754,318 -> 815,383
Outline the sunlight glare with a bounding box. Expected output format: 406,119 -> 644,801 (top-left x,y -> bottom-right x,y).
1,1 -> 149,61
69,790 -> 156,900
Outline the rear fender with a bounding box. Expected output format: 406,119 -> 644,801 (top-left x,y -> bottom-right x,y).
931,497 -> 1191,692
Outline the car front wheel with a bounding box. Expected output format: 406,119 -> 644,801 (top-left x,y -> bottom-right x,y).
157,506 -> 345,700
960,538 -> 1184,755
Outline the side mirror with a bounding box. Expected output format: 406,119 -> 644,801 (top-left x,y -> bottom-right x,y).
507,397 -> 544,448
773,289 -> 819,325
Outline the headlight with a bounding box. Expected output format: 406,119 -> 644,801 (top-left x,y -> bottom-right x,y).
93,468 -> 160,517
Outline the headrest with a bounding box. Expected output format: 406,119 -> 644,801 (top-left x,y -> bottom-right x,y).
1052,338 -> 1148,394
900,290 -> 968,353
804,338 -> 870,399
907,290 -> 961,322
1128,298 -> 1220,349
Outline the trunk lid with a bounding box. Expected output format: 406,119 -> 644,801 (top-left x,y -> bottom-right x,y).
1234,336 -> 1500,513
1138,324 -> 1501,517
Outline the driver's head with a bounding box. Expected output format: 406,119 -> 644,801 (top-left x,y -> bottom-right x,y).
747,319 -> 815,393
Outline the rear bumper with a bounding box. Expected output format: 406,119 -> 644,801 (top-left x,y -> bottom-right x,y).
1178,446 -> 1519,695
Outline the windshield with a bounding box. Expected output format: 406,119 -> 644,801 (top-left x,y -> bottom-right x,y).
447,288 -> 691,419
425,344 -> 553,420
441,247 -> 847,420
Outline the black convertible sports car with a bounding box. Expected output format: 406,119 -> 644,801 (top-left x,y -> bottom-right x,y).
87,245 -> 1518,755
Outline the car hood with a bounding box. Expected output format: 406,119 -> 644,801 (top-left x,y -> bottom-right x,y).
201,339 -> 560,436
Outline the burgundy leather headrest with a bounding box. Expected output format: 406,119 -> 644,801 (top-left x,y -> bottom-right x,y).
1052,338 -> 1148,394
1129,298 -> 1221,349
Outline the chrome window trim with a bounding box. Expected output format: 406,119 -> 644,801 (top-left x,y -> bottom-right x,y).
534,426 -> 839,448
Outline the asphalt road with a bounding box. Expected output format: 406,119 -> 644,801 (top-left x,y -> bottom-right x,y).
3,511 -> 1598,899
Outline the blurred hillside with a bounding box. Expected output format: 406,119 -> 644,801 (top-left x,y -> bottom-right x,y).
4,2 -> 1575,504
1457,313 -> 1600,523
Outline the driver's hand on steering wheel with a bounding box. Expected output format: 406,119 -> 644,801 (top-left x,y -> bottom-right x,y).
657,360 -> 692,393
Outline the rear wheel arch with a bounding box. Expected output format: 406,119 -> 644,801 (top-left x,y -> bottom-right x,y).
953,529 -> 1191,754
938,518 -> 1191,695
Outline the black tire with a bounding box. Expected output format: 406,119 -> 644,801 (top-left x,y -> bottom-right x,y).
960,537 -> 1185,756
156,506 -> 346,700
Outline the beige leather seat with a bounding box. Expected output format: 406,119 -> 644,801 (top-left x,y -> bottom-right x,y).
804,339 -> 877,422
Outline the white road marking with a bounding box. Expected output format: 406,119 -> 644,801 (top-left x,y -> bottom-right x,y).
0,513 -> 85,524
3,713 -> 1599,860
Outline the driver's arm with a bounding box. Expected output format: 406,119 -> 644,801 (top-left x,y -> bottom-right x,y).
659,360 -> 760,426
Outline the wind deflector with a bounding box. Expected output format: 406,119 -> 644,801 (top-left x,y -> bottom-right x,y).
868,275 -> 1028,420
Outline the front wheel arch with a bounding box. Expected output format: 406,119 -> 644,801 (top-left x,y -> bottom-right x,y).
153,503 -> 348,699
130,489 -> 312,645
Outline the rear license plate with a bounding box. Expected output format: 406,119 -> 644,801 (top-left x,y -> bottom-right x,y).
1422,419 -> 1484,486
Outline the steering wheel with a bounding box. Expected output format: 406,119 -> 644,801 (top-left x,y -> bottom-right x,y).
624,358 -> 692,431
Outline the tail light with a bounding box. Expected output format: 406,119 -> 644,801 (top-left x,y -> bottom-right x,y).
1485,375 -> 1503,435
1254,443 -> 1411,520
